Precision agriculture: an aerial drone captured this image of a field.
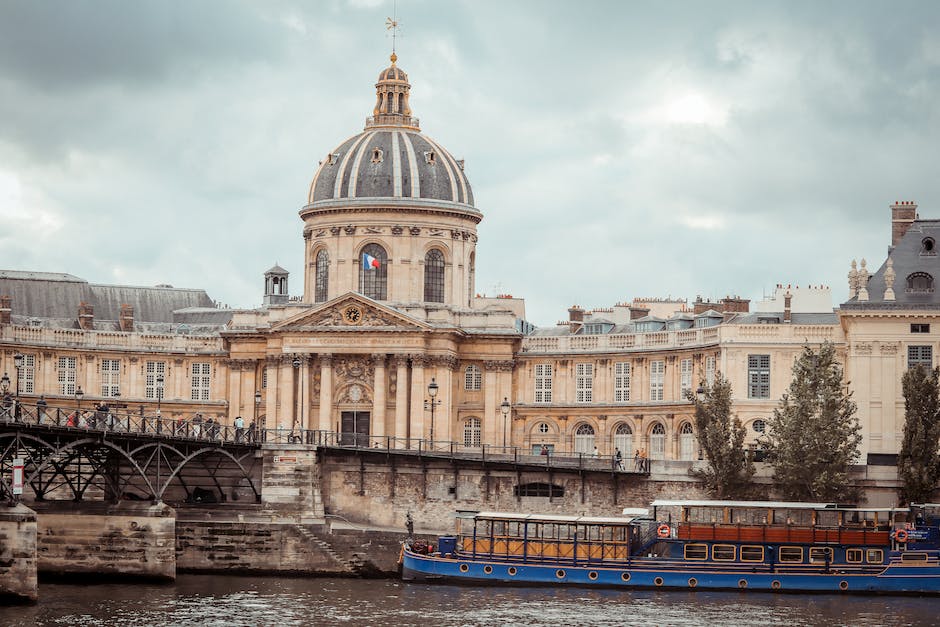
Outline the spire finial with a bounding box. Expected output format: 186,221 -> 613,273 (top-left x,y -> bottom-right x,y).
386,3 -> 400,59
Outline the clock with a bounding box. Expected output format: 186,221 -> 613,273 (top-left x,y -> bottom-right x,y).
343,306 -> 363,325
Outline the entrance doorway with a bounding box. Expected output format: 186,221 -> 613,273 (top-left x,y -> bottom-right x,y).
340,411 -> 371,446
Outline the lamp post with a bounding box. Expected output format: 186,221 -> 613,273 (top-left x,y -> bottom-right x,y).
156,373 -> 164,416
13,353 -> 23,419
75,386 -> 84,420
292,357 -> 302,436
0,372 -> 9,420
424,377 -> 440,446
500,397 -> 511,448
254,389 -> 262,423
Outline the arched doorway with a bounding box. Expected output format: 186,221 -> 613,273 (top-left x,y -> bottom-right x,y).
679,422 -> 695,460
650,423 -> 666,460
574,423 -> 595,454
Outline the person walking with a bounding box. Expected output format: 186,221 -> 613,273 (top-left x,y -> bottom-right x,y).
234,415 -> 245,443
591,445 -> 599,459
615,447 -> 624,471
36,395 -> 48,424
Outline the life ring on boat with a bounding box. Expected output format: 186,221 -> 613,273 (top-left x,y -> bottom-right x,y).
657,524 -> 671,538
893,529 -> 909,543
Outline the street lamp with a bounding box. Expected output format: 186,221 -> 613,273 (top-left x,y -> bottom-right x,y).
254,390 -> 262,423
696,385 -> 706,401
292,356 -> 302,435
13,353 -> 23,418
0,373 -> 9,420
500,397 -> 511,448
75,385 -> 84,418
424,378 -> 440,445
155,373 -> 164,416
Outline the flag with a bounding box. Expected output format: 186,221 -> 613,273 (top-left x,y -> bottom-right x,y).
362,253 -> 381,270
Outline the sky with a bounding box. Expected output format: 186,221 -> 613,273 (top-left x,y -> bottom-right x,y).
3,1 -> 940,326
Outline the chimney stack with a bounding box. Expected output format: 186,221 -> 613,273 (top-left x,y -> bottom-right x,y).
629,306 -> 650,320
78,302 -> 94,330
119,304 -> 135,332
0,295 -> 10,325
891,200 -> 917,249
784,291 -> 792,323
568,305 -> 584,333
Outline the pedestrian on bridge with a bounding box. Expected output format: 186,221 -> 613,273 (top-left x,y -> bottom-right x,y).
36,396 -> 48,424
234,415 -> 245,443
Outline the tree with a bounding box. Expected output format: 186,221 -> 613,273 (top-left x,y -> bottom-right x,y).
764,341 -> 862,502
687,373 -> 755,498
898,365 -> 940,505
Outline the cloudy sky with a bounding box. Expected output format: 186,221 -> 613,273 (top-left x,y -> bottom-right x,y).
2,1 -> 940,325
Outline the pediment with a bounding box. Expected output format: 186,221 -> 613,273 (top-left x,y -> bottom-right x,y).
270,293 -> 431,332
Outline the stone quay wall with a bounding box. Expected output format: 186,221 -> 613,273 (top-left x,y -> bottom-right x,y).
0,504 -> 38,603
32,501 -> 176,581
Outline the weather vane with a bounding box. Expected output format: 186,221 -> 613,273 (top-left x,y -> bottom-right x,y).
386,1 -> 400,56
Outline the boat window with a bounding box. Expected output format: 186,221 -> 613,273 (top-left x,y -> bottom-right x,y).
901,552 -> 928,563
773,510 -> 812,526
712,545 -> 736,561
866,549 -> 884,564
809,547 -> 833,563
684,544 -> 708,560
687,507 -> 723,524
816,511 -> 839,527
846,548 -> 863,563
779,547 -> 804,562
730,508 -> 768,525
740,546 -> 764,562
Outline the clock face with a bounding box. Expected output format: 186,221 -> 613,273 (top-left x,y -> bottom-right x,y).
343,306 -> 363,324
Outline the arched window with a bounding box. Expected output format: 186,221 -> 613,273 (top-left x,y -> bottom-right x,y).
314,250 -> 329,303
752,419 -> 766,434
613,423 -> 633,457
574,423 -> 595,454
424,249 -> 445,303
907,272 -> 934,293
679,422 -> 695,461
463,417 -> 482,448
464,364 -> 482,391
537,422 -> 550,435
359,244 -> 388,300
650,423 -> 666,460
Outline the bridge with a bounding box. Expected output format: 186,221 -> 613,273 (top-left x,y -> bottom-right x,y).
0,402 -> 648,506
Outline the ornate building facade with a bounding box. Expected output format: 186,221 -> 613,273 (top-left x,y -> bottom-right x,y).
0,56 -> 928,467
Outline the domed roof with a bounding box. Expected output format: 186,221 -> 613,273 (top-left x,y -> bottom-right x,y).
305,54 -> 474,209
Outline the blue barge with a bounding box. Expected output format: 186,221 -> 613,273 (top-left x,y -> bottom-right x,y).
401,500 -> 940,594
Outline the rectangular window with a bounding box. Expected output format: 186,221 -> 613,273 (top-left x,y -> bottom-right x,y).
779,546 -> 803,563
18,354 -> 36,394
747,354 -> 771,399
809,547 -> 833,563
576,363 -> 593,403
101,359 -> 121,397
464,365 -> 482,391
684,544 -> 708,560
846,548 -> 863,563
680,358 -> 693,398
901,552 -> 928,563
191,362 -> 211,401
614,362 -> 630,402
534,364 -> 552,403
705,356 -> 716,387
866,549 -> 884,564
908,345 -> 933,369
145,361 -> 166,400
712,544 -> 736,561
740,546 -> 764,562
911,323 -> 931,333
262,366 -> 268,389
650,360 -> 664,401
58,356 -> 77,395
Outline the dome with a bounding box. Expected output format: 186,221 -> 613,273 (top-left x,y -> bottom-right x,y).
305,54 -> 474,209
307,129 -> 474,207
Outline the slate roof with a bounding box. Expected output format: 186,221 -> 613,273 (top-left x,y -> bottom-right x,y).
729,312 -> 838,325
842,219 -> 940,310
0,270 -> 215,323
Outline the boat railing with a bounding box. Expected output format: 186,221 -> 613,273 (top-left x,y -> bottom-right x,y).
460,535 -> 630,563
677,522 -> 891,546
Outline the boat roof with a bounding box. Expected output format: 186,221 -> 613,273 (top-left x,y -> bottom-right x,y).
462,511 -> 642,525
651,500 -> 837,510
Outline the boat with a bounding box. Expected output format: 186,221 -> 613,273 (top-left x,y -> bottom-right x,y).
400,499 -> 940,594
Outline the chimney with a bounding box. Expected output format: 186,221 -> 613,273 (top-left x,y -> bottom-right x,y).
119,304 -> 135,332
629,306 -> 650,320
78,302 -> 94,330
891,200 -> 917,249
693,296 -> 721,315
0,294 -> 10,325
568,305 -> 584,333
720,296 -> 750,313
784,291 -> 792,323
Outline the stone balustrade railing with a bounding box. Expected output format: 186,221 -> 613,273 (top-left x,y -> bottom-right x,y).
1,325 -> 224,354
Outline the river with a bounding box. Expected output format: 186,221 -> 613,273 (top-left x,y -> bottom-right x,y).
1,575 -> 934,626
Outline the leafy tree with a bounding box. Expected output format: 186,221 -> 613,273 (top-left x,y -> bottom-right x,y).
898,365 -> 940,505
686,373 -> 755,498
764,341 -> 862,502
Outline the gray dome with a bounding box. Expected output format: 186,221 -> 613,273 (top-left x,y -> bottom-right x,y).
307,129 -> 474,207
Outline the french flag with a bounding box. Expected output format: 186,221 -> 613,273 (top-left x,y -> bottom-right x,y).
362,253 -> 381,270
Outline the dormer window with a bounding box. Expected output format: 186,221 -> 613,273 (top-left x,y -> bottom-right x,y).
424,151 -> 436,165
907,272 -> 935,293
326,152 -> 339,165
922,237 -> 936,256
371,147 -> 384,164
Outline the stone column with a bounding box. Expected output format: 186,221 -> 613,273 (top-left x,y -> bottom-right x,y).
262,357 -> 277,430
393,355 -> 409,447
318,354 -> 333,432
278,356 -> 294,430
409,355 -> 426,443
300,355 -> 311,429
228,361 -> 242,421
372,354 -> 387,440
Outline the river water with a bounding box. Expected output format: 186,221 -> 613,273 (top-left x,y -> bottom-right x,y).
1,575 -> 935,626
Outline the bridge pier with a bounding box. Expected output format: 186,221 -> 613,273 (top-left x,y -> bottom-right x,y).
0,504 -> 38,604
32,501 -> 176,581
259,445 -> 323,522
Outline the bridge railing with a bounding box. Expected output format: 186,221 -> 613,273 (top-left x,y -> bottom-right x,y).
0,400 -> 258,445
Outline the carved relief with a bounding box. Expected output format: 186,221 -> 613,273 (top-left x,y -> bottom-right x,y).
409,226 -> 421,236
880,344 -> 899,355
336,383 -> 372,404
429,228 -> 445,237
308,303 -> 402,327
333,356 -> 375,385
391,225 -> 404,236
462,231 -> 470,241
484,360 -> 515,372
388,368 -> 397,396
329,226 -> 341,236
854,343 -> 873,355
363,226 -> 383,234
314,229 -> 327,238
344,225 -> 357,235
451,230 -> 461,239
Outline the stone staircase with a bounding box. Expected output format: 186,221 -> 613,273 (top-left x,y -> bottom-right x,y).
292,525 -> 365,575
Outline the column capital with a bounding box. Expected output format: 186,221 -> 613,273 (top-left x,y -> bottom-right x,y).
484,359 -> 515,373
319,353 -> 334,366
391,354 -> 409,368
371,353 -> 387,368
